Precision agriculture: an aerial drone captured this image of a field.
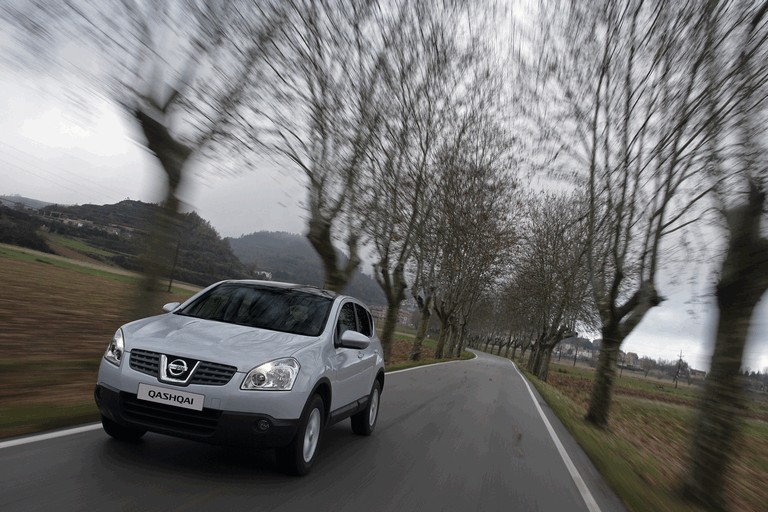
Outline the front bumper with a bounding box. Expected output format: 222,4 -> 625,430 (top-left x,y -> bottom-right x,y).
95,384 -> 299,448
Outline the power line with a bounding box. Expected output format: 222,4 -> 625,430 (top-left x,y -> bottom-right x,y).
0,141 -> 131,200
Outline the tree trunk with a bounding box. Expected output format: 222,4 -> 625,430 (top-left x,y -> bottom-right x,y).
434,322 -> 449,359
684,186 -> 768,510
133,108 -> 190,319
510,344 -> 518,361
585,326 -> 622,428
504,331 -> 513,358
445,322 -> 457,357
380,300 -> 400,364
409,297 -> 432,361
455,322 -> 468,358
307,217 -> 360,293
535,345 -> 555,381
527,343 -> 541,372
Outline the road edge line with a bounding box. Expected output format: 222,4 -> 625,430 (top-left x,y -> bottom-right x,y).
0,423 -> 101,450
510,361 -> 602,512
388,352 -> 477,375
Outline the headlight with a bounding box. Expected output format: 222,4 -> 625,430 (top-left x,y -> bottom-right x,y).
241,358 -> 300,391
104,329 -> 124,367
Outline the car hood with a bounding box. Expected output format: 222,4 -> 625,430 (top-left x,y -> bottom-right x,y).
122,313 -> 319,371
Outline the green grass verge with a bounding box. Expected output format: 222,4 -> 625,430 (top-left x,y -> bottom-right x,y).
47,234 -> 116,257
521,367 -> 701,512
0,403 -> 101,439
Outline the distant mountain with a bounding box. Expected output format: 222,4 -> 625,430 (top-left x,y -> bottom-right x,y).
228,231 -> 386,306
2,196 -> 388,302
0,194 -> 54,210
39,200 -> 252,286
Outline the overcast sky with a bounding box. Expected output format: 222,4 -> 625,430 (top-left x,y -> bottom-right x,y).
1,69 -> 767,374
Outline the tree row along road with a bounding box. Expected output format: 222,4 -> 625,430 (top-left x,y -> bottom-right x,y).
0,350 -> 625,512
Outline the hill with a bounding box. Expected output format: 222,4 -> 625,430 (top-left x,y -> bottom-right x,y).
0,204 -> 53,253
0,194 -> 54,210
228,231 -> 386,306
43,200 -> 253,286
0,199 -> 251,287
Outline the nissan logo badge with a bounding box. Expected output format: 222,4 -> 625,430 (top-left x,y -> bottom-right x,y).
167,359 -> 188,377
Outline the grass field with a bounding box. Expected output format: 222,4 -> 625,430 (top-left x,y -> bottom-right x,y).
516,358 -> 768,511
46,233 -> 117,258
0,245 -> 459,439
0,245 -> 196,438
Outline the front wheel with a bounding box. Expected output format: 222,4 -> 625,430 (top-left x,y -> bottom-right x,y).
351,380 -> 381,436
101,415 -> 146,442
277,394 -> 325,476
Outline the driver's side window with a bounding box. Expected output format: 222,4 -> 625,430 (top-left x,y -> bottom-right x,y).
336,302 -> 358,346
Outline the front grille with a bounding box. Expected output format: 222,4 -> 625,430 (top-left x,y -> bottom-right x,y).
192,361 -> 238,385
130,349 -> 160,376
121,393 -> 221,436
129,349 -> 237,386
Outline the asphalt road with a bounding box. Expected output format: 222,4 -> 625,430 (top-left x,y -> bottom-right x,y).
0,350 -> 626,512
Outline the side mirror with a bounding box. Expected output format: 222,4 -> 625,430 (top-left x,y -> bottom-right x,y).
339,330 -> 371,350
163,302 -> 181,313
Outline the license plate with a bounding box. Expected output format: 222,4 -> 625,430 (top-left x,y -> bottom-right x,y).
137,383 -> 205,411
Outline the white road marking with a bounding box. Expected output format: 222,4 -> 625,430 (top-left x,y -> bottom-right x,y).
387,352 -> 477,374
509,360 -> 603,512
0,423 -> 101,450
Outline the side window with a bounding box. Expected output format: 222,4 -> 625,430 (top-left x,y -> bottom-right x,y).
354,304 -> 372,337
336,302 -> 358,343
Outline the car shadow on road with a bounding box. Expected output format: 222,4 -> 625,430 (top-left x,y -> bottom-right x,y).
93,421 -> 368,483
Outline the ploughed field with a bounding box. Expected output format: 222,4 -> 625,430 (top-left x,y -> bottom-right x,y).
0,246 -> 193,437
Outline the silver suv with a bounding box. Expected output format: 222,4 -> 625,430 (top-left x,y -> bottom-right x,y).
94,280 -> 385,475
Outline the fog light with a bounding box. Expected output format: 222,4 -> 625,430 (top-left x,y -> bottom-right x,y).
257,419 -> 270,432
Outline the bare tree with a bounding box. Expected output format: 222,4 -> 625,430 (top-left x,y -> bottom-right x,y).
1,1 -> 284,315
362,2 -> 468,362
432,120 -> 516,359
683,2 -> 768,509
515,192 -> 594,381
408,207 -> 442,361
256,0 -> 399,292
533,0 -> 718,427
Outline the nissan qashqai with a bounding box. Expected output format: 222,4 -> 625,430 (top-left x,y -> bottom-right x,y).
94,280 -> 384,475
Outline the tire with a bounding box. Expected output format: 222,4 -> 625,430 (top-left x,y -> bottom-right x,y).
351,380 -> 381,436
277,394 -> 325,476
101,415 -> 146,442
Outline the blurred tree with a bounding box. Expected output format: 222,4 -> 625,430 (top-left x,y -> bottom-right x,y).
254,0 -> 395,292
516,192 -> 595,381
432,121 -> 516,359
532,0 -> 717,427
0,1 -> 285,316
363,2 -> 478,362
684,1 -> 768,509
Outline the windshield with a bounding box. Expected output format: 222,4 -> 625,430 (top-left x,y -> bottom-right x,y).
177,283 -> 332,337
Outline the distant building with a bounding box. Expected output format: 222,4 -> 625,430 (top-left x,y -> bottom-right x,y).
689,369 -> 707,379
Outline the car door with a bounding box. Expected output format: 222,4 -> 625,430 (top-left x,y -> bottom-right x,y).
331,301 -> 370,412
353,303 -> 378,387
